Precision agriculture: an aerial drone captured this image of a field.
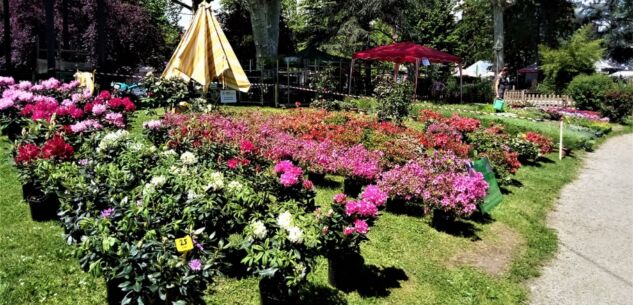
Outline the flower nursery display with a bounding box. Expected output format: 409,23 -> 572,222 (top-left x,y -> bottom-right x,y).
0,75 -> 562,304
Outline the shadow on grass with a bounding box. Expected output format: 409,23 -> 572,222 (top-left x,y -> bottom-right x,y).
384,200 -> 426,217
355,265 -> 408,298
500,179 -> 523,195
312,177 -> 343,189
467,210 -> 495,224
297,283 -> 348,305
431,211 -> 481,241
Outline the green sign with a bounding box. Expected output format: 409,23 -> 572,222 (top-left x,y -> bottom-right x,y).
473,158 -> 503,214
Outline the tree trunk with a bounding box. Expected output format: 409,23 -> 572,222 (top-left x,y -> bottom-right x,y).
245,0 -> 280,68
192,0 -> 203,11
2,0 -> 11,72
96,0 -> 106,68
62,0 -> 69,50
44,0 -> 55,76
493,3 -> 504,76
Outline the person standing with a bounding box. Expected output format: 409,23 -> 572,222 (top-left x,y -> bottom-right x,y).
495,66 -> 511,99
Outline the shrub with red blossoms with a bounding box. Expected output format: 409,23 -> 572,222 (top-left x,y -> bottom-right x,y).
522,132 -> 554,155
446,115 -> 481,133
40,135 -> 75,161
15,144 -> 41,164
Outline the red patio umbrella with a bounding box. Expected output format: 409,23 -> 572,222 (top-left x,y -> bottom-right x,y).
350,42 -> 463,101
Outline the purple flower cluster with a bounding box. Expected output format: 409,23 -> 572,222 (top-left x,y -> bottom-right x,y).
143,119 -> 163,130
274,160 -> 304,187
70,119 -> 104,133
378,153 -> 488,216
100,208 -> 115,219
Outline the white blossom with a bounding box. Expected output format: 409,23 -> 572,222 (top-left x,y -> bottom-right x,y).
180,151 -> 198,165
150,175 -> 167,187
227,180 -> 244,192
251,221 -> 268,239
204,171 -> 225,191
276,211 -> 293,229
286,226 -> 304,244
97,130 -> 129,152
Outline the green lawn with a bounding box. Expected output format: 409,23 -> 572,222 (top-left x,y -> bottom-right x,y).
0,109 -> 624,305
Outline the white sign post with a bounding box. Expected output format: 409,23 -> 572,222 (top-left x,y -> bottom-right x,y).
220,90 -> 237,104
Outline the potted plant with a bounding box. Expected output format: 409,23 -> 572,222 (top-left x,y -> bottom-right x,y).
318,185 -> 386,291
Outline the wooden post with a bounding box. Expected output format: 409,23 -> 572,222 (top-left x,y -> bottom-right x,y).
274,59 -> 279,107
348,59 -> 354,95
459,63 -> 463,103
413,59 -> 420,102
559,120 -> 564,160
287,60 -> 290,105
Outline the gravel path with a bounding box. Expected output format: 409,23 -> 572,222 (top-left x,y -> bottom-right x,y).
529,133 -> 633,305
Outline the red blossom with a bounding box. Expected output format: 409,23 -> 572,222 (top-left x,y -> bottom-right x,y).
40,135 -> 74,161
15,144 -> 41,164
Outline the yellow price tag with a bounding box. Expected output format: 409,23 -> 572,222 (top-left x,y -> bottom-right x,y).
175,236 -> 194,253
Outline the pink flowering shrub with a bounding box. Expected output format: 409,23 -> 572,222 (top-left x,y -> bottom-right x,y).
378,153 -> 487,217
318,184 -> 387,256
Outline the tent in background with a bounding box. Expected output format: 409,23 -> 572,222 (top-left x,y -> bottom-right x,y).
454,60 -> 494,78
162,1 -> 250,92
351,42 -> 463,101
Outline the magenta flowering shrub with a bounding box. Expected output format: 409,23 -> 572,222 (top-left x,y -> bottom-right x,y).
334,144 -> 383,181
378,153 -> 488,217
318,185 -> 387,256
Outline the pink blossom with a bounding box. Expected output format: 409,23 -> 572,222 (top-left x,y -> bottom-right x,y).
345,200 -> 378,218
360,185 -> 388,206
280,172 -> 300,187
105,112 -> 125,127
303,179 -> 314,190
143,120 -> 163,130
274,160 -> 295,174
92,104 -> 107,116
0,98 -> 13,110
353,219 -> 369,234
333,193 -> 347,204
343,227 -> 355,235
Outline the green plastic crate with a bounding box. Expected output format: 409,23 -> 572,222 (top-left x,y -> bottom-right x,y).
473,158 -> 503,214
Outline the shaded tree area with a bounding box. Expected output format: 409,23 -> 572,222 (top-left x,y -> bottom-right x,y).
503,0 -> 576,70
0,0 -> 173,72
217,0 -> 295,63
577,0 -> 633,64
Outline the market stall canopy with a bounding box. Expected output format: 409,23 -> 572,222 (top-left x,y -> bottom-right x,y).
454,60 -> 493,78
610,71 -> 633,79
352,42 -> 462,64
162,2 -> 250,92
285,46 -> 348,64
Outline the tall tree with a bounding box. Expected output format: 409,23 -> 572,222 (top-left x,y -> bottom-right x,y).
1,0 -> 11,71
540,24 -> 604,91
577,0 -> 633,63
491,0 -> 515,75
244,0 -> 281,66
454,0 -> 493,65
503,0 -> 576,71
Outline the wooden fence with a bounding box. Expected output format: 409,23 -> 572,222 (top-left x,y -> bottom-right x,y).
504,90 -> 575,108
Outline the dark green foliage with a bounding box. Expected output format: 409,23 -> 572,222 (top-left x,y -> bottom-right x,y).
373,75 -> 414,124
540,25 -> 605,93
602,85 -> 633,122
565,74 -> 615,111
577,0 -> 633,63
504,0 -> 577,71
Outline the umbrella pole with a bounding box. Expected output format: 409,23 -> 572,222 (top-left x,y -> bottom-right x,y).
348,59 -> 354,95
414,59 -> 420,102
275,59 -> 279,107
459,63 -> 463,103
287,60 -> 290,105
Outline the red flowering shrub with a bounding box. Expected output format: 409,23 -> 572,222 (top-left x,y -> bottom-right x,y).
15,144 -> 41,164
417,109 -> 443,124
522,132 -> 554,154
446,115 -> 481,133
40,135 -> 75,161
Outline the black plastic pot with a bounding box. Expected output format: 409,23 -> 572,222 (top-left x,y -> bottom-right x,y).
327,251 -> 364,291
259,275 -> 297,305
106,279 -> 127,305
431,209 -> 456,228
22,183 -> 60,222
343,179 -> 365,198
307,172 -> 326,185
2,124 -> 21,142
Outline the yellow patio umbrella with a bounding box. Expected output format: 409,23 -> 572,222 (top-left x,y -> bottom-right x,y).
162,2 -> 250,92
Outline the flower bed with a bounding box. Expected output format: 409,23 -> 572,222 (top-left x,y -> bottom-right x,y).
0,75 -> 561,304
